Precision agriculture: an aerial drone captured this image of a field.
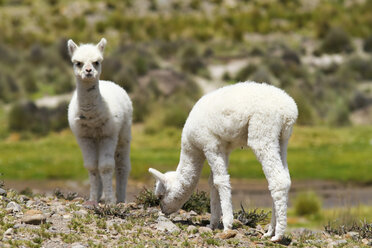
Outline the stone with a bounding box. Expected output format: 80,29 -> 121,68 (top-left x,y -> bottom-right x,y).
13,223 -> 25,229
345,231 -> 359,240
187,225 -> 198,233
71,243 -> 86,248
172,216 -> 183,222
198,226 -> 213,234
6,201 -> 21,213
216,229 -> 237,239
19,195 -> 30,203
75,209 -> 88,216
0,188 -> 6,196
4,228 -> 13,237
189,210 -> 197,216
156,216 -> 180,233
22,210 -> 46,225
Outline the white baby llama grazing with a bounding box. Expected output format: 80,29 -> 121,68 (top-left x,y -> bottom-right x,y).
149,82 -> 298,241
67,38 -> 132,204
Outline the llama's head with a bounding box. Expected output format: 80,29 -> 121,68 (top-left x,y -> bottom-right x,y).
149,168 -> 186,214
67,38 -> 107,82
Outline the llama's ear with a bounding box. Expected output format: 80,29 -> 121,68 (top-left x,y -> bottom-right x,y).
67,39 -> 78,57
149,168 -> 166,183
97,38 -> 107,54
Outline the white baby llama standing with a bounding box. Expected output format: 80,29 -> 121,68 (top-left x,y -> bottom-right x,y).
67,38 -> 132,204
149,82 -> 298,241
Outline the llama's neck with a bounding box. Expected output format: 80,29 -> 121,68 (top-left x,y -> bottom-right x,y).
174,144 -> 205,201
76,78 -> 102,113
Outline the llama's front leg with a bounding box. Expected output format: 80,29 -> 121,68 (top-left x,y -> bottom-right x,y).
263,202 -> 276,238
77,138 -> 101,203
205,151 -> 233,230
98,137 -> 118,204
115,137 -> 131,203
208,173 -> 222,229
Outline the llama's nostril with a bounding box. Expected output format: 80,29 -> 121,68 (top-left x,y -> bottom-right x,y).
86,68 -> 92,73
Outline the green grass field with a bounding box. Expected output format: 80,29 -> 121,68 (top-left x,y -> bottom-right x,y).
1,125 -> 372,183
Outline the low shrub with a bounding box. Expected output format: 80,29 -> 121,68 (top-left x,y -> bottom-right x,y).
294,191 -> 322,216
182,191 -> 210,214
233,204 -> 269,228
319,27 -> 353,54
325,220 -> 372,239
135,187 -> 160,209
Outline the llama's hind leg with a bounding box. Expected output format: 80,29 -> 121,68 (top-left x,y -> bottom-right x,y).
115,137 -> 131,203
208,173 -> 222,229
77,138 -> 101,203
205,150 -> 233,231
248,121 -> 290,241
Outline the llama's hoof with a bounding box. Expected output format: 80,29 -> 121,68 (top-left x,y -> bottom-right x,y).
270,235 -> 282,242
263,231 -> 274,238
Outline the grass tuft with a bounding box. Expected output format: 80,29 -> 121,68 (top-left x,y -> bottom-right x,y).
182,191 -> 210,214
325,219 -> 372,239
234,204 -> 269,228
53,188 -> 78,201
93,205 -> 129,219
135,187 -> 160,209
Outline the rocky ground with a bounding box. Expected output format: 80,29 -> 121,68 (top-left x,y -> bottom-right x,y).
0,186 -> 371,248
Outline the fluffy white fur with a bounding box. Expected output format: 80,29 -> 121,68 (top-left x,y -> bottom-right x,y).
149,82 -> 298,241
67,38 -> 132,204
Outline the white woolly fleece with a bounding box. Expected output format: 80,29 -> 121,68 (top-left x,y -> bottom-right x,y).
149,82 -> 298,242
68,39 -> 132,204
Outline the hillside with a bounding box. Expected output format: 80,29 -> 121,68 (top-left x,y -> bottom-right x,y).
1,0 -> 372,139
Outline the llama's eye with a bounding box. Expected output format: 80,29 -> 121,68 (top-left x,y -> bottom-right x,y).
93,61 -> 100,66
76,62 -> 82,67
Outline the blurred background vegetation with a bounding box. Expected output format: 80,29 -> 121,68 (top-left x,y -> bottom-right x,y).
0,0 -> 372,184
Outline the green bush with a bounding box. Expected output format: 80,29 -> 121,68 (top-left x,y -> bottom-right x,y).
182,191 -> 210,214
235,63 -> 257,82
363,35 -> 372,53
319,27 -> 353,54
8,101 -> 50,135
294,191 -> 322,216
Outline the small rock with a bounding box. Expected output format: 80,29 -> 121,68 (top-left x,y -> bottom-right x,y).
216,229 -> 237,239
13,223 -> 25,229
362,239 -> 372,245
19,195 -> 30,203
156,216 -> 180,233
331,239 -> 347,247
6,201 -> 21,213
26,200 -> 35,208
198,226 -> 213,234
172,216 -> 183,222
63,214 -> 72,219
179,210 -> 186,215
232,219 -> 243,228
4,228 -> 13,237
72,197 -> 85,203
0,188 -> 6,196
75,209 -> 88,216
71,243 -> 86,248
189,210 -> 197,216
187,225 -> 197,233
22,210 -> 46,225
345,231 -> 359,240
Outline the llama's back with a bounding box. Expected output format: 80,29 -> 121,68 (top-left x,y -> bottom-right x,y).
183,82 -> 298,147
